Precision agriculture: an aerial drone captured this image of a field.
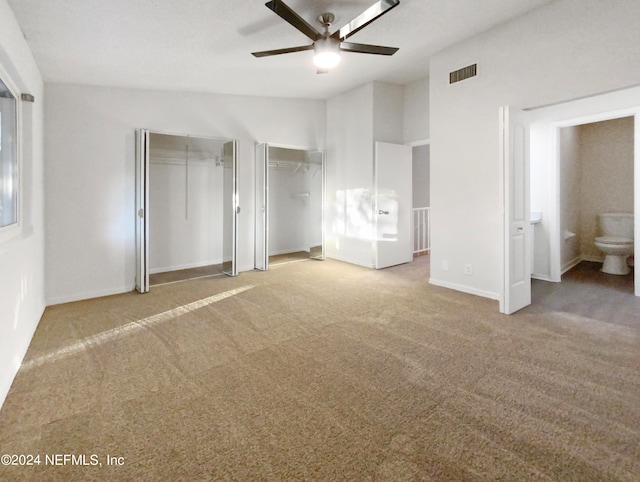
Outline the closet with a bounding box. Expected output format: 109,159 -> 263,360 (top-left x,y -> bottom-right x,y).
255,144 -> 325,270
135,130 -> 238,292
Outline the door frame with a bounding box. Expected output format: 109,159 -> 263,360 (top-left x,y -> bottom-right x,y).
406,139 -> 431,257
222,138 -> 239,277
135,129 -> 149,293
254,142 -> 326,270
254,143 -> 269,271
135,129 -> 238,292
527,84 -> 640,297
541,109 -> 639,295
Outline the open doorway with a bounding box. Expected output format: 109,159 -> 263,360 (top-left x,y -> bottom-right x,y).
556,117 -> 634,276
135,130 -> 238,292
255,144 -> 325,270
147,133 -> 230,286
528,87 -> 640,313
528,116 -> 636,319
532,112 -> 638,293
411,142 -> 431,258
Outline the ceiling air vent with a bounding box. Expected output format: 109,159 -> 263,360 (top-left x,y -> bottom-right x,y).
449,63 -> 477,84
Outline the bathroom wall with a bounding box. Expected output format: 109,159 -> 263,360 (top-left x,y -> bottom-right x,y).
579,116 -> 634,261
559,125 -> 581,271
557,116 -> 634,270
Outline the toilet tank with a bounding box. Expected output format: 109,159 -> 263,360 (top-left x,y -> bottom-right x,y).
599,213 -> 634,238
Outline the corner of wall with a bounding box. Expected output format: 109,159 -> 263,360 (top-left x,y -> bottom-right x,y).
0,1 -> 46,410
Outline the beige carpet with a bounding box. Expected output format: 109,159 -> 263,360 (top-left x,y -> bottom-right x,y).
0,256 -> 638,481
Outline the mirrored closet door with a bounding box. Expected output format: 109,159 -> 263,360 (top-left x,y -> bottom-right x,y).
255,143 -> 325,270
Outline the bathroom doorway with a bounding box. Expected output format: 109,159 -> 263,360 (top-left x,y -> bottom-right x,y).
529,86 -> 640,298
557,117 -> 634,273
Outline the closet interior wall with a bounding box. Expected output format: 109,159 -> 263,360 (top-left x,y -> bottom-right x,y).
149,133 -> 225,274
268,147 -> 322,257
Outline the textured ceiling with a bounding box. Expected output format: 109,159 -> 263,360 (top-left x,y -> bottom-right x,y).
7,0 -> 555,99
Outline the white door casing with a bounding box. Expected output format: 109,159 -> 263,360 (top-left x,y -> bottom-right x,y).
254,143 -> 268,270
222,139 -> 238,277
135,129 -> 150,293
501,106 -> 531,314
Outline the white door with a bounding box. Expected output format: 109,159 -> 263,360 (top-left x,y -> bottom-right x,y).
308,150 -> 325,260
222,140 -> 239,277
374,142 -> 413,269
501,106 -> 531,314
254,143 -> 268,270
135,129 -> 150,293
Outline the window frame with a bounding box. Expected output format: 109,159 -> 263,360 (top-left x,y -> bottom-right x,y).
0,63 -> 22,243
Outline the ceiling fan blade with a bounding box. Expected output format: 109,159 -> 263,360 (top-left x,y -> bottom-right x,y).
316,68 -> 329,74
340,42 -> 398,56
331,0 -> 400,41
265,0 -> 322,41
252,44 -> 314,57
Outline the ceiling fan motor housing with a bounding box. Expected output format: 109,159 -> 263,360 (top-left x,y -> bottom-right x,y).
317,12 -> 335,29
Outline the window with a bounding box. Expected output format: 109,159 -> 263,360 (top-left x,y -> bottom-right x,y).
0,77 -> 18,228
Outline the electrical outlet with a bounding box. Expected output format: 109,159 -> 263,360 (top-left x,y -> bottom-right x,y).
464,264 -> 473,275
442,260 -> 449,271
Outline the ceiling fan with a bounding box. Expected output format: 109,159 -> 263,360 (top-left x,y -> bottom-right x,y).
251,0 -> 400,73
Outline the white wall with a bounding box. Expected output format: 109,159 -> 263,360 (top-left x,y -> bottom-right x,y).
559,126 -> 581,270
373,82 -> 404,144
326,83 -> 375,267
44,84 -> 325,304
412,144 -> 430,208
429,0 -> 640,301
326,81 -> 405,268
403,77 -> 429,144
0,0 -> 45,409
268,167 -> 308,256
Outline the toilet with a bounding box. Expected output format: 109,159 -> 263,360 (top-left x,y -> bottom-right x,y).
594,213 -> 634,275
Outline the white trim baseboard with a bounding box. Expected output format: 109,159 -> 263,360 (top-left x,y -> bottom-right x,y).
46,286 -> 131,307
268,247 -> 309,257
581,254 -> 604,263
531,274 -> 557,282
561,256 -> 582,275
325,254 -> 375,269
150,259 -> 223,274
0,303 -> 46,411
428,278 -> 501,301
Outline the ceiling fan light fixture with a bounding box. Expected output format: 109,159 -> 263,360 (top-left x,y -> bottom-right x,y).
313,37 -> 341,69
251,1 -> 400,71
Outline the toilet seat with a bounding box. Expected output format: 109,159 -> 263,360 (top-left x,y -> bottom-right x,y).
595,236 -> 633,245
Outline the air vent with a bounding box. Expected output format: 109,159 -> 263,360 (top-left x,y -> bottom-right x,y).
449,64 -> 477,84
